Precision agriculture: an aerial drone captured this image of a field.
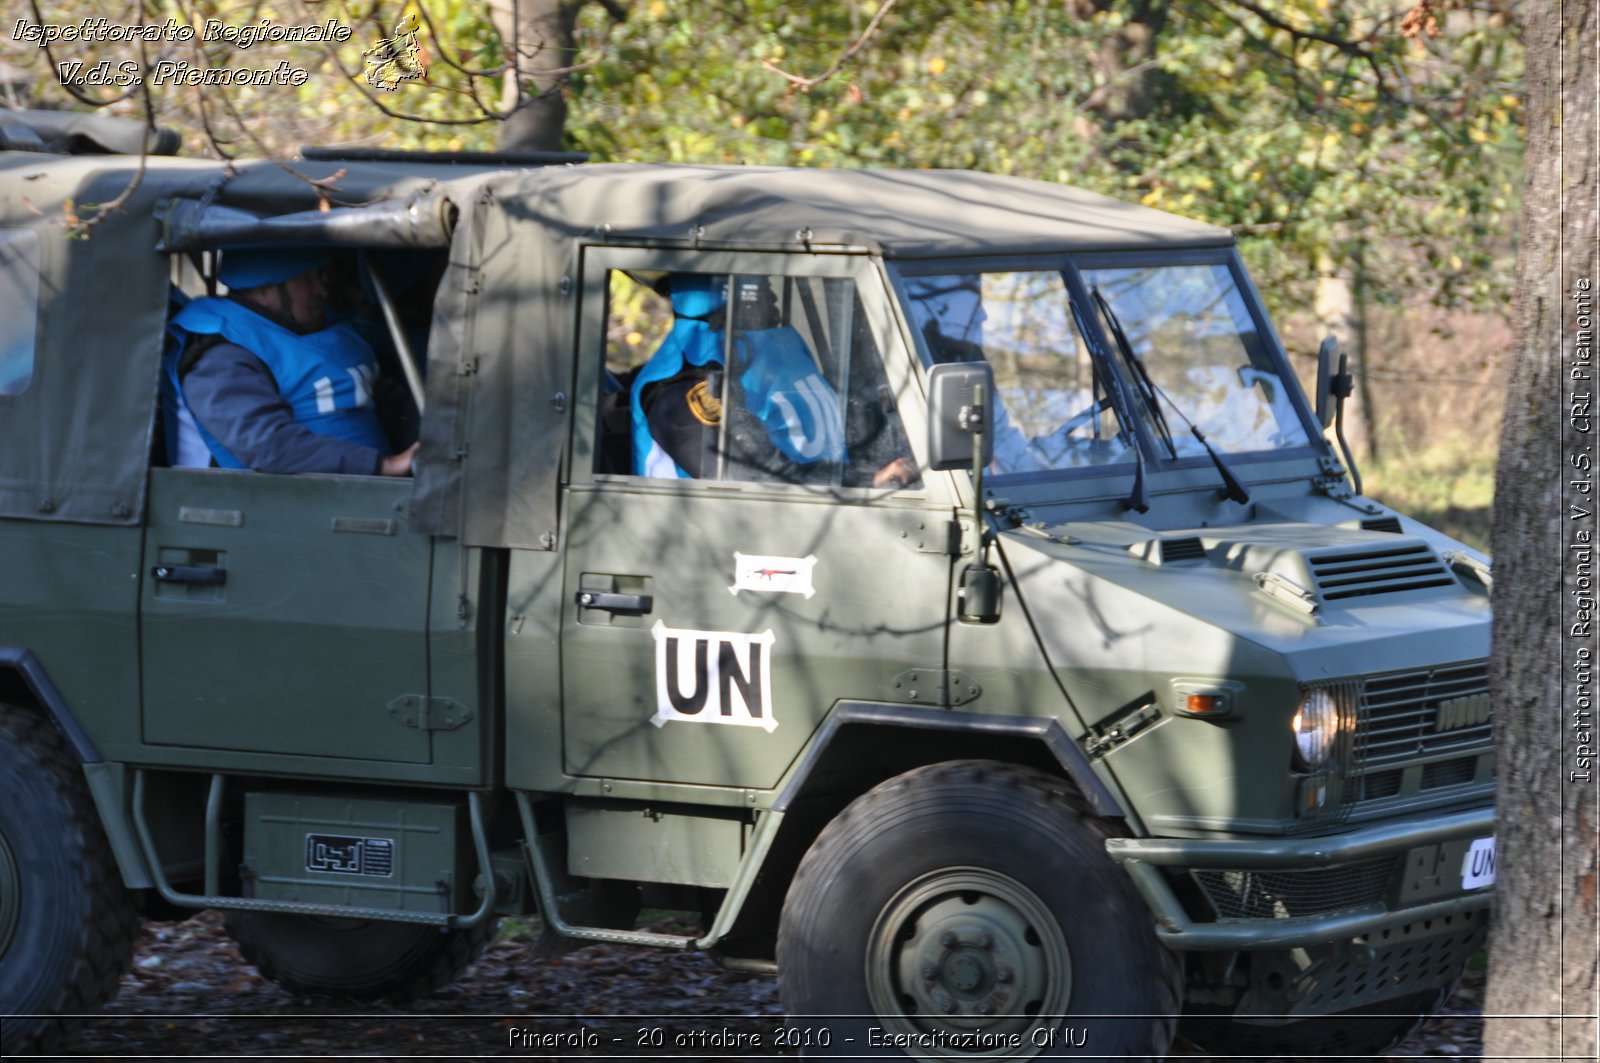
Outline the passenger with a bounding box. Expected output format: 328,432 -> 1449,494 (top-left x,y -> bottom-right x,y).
631,275 -> 915,487
165,247 -> 418,476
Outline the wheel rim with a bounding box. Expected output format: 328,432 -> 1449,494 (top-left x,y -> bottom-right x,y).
0,830 -> 20,958
866,867 -> 1072,1057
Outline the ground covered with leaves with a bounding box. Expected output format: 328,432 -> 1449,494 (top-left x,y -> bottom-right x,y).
40,912 -> 1485,1060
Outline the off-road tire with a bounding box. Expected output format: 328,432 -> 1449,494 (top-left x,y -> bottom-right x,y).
0,704 -> 141,1056
777,759 -> 1182,1058
1179,983 -> 1452,1060
224,911 -> 496,1001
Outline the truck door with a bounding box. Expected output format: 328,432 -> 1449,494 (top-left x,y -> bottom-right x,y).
551,250 -> 953,791
139,470 -> 436,766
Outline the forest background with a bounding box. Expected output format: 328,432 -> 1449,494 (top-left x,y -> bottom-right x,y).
0,0 -> 1525,546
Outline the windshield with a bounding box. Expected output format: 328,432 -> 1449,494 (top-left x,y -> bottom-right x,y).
901,259 -> 1312,478
1083,263 -> 1310,458
903,270 -> 1135,475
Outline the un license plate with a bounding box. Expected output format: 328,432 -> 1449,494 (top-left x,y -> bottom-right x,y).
1460,835 -> 1497,889
305,833 -> 395,877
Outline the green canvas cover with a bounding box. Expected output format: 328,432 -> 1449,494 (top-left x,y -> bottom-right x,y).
0,151 -> 501,526
0,152 -> 1230,538
0,155 -> 188,526
406,163 -> 1233,547
483,163 -> 1231,258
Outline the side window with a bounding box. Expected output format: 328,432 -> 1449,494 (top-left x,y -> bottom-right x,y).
0,229 -> 41,397
158,247 -> 439,473
597,270 -> 916,490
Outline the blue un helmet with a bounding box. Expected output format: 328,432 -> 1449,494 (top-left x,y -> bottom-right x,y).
218,247 -> 333,291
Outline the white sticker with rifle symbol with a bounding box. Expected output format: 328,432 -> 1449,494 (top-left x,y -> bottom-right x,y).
729,552 -> 817,598
651,621 -> 777,732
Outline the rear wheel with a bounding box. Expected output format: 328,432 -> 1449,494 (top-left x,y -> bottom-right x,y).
777,760 -> 1181,1058
0,705 -> 140,1055
224,911 -> 495,1001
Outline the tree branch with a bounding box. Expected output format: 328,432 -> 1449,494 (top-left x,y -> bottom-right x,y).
762,0 -> 898,91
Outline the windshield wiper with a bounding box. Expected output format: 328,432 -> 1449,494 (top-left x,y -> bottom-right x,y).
1091,287 -> 1251,506
1069,299 -> 1151,513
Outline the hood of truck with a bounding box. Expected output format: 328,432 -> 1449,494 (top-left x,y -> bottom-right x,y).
997,519 -> 1491,684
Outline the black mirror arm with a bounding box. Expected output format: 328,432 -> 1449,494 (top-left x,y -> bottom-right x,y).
970,381 -> 989,555
1331,353 -> 1365,496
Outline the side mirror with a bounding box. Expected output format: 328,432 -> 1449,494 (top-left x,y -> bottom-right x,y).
927,361 -> 996,471
1315,334 -> 1340,428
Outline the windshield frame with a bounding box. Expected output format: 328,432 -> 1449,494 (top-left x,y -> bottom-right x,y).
891,247 -> 1327,488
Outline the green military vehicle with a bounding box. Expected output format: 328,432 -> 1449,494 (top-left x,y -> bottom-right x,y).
0,111 -> 1495,1057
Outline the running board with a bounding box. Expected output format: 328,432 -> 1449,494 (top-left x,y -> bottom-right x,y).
130,770 -> 497,928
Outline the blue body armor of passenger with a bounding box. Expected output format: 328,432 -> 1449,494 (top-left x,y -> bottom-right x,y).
164,297 -> 389,469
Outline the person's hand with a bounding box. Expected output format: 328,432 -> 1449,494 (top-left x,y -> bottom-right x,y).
873,456 -> 920,490
380,441 -> 420,477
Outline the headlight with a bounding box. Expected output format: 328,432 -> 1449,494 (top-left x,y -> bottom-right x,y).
1292,689 -> 1339,769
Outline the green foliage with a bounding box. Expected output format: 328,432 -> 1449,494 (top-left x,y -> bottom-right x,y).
562,0 -> 1522,322
1364,440 -> 1496,550
2,0 -> 1520,323
0,0 -> 509,155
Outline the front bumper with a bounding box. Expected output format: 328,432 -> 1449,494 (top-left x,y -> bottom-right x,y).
1105,806 -> 1495,950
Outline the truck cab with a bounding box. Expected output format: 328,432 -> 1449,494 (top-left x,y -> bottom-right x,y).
0,121 -> 1494,1057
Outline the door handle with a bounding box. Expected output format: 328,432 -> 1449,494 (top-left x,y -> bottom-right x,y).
574,590 -> 652,613
152,564 -> 227,586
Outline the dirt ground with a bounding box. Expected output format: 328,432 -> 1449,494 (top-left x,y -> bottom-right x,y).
36,912 -> 1486,1061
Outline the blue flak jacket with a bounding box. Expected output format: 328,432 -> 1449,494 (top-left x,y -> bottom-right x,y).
630,280 -> 847,478
166,297 -> 390,469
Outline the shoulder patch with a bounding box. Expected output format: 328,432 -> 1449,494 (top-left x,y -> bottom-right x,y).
686,379 -> 723,426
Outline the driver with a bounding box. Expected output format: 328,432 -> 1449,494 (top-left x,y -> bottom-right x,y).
631,275 -> 915,488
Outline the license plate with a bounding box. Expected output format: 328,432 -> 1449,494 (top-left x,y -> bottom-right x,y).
1460,835 -> 1497,889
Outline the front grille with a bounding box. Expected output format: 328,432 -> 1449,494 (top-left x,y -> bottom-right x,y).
1422,757 -> 1479,789
1359,769 -> 1403,800
1195,859 -> 1395,920
1308,543 -> 1455,600
1355,662 -> 1493,766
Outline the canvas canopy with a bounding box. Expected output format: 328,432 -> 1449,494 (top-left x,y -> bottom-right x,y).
408,164 -> 1233,547
478,163 -> 1230,258
0,152 -> 1231,536
0,151 -> 498,526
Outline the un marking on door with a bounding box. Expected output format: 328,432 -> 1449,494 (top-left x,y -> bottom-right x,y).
651,621 -> 777,732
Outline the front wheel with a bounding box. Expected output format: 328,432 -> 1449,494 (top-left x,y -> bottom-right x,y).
777,760 -> 1180,1058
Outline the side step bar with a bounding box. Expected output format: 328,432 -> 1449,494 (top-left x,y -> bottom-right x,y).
129,770 -> 498,928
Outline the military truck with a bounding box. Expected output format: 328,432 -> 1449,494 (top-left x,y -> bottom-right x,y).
0,111 -> 1495,1058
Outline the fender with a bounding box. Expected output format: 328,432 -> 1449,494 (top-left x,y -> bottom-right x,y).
774,701 -> 1126,818
0,646 -> 154,889
0,646 -> 101,763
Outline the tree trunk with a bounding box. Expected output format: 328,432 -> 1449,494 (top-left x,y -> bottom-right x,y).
1070,0 -> 1172,122
489,0 -> 583,152
1483,1 -> 1597,1059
